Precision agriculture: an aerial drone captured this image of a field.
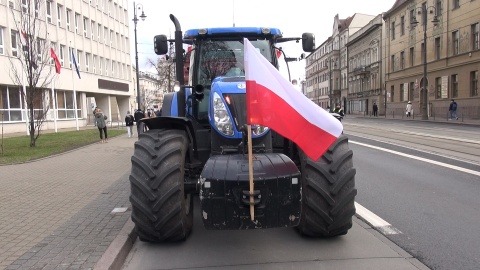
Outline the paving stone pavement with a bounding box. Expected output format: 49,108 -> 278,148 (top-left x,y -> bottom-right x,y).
0,133 -> 136,270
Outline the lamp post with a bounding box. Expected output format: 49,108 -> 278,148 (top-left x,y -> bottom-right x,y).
133,2 -> 146,110
329,58 -> 336,110
411,5 -> 439,120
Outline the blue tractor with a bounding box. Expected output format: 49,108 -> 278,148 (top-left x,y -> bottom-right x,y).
129,15 -> 357,242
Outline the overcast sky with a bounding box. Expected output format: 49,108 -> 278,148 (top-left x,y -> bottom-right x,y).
129,0 -> 395,80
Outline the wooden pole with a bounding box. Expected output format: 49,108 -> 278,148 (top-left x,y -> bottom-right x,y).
247,125 -> 254,221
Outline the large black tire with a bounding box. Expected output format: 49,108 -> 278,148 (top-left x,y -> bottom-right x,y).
296,135 -> 357,237
129,129 -> 193,242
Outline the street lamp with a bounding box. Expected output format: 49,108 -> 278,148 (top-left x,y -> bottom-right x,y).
411,5 -> 439,120
329,58 -> 337,110
133,2 -> 146,110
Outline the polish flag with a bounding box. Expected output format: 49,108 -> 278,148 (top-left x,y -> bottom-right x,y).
50,48 -> 61,74
244,38 -> 343,161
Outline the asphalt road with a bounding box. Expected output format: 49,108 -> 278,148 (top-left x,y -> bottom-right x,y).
120,117 -> 479,270
346,118 -> 480,270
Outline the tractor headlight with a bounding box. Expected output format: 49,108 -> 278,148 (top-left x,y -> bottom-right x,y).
213,92 -> 234,136
251,124 -> 269,136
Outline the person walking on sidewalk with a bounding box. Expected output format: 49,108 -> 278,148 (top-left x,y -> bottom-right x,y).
373,102 -> 378,117
95,108 -> 108,143
125,111 -> 134,138
449,99 -> 458,120
406,101 -> 413,117
134,109 -> 145,135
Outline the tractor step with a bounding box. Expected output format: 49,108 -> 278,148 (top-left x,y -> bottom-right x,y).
199,153 -> 301,230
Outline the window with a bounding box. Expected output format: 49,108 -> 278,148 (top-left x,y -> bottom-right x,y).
435,37 -> 441,59
97,24 -> 101,41
104,27 -> 107,44
34,0 -> 39,18
99,57 -> 103,75
451,74 -> 458,97
105,58 -> 108,76
56,90 -> 79,119
409,9 -> 415,25
472,23 -> 479,50
390,85 -> 395,102
91,21 -> 95,40
85,53 -> 90,72
471,71 -> 478,96
69,47 -> 73,68
93,55 -> 97,73
452,30 -> 459,55
120,34 -> 123,51
401,16 -> 405,35
57,4 -> 62,27
21,0 -> 28,13
436,0 -> 443,15
410,47 -> 415,66
36,38 -> 43,62
400,51 -> 405,69
0,28 -> 4,55
435,77 -> 442,98
75,13 -> 80,34
11,30 -> 18,57
391,55 -> 395,72
66,9 -> 71,31
8,0 -> 15,9
59,45 -> 65,67
46,0 -> 52,23
0,86 -> 24,122
126,65 -> 130,80
110,30 -> 113,47
391,21 -> 395,40
77,50 -> 81,70
453,0 -> 460,9
400,83 -> 405,101
83,17 -> 88,38
111,60 -> 115,76
409,82 -> 415,101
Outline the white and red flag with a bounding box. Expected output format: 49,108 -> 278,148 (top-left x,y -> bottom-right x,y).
50,48 -> 61,74
244,38 -> 343,161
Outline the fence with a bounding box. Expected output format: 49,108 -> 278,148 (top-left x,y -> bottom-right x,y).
387,105 -> 480,121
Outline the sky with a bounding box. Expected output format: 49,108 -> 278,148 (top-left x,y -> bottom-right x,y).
129,0 -> 395,81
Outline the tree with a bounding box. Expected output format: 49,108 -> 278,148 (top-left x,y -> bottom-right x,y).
8,0 -> 57,147
147,42 -> 176,94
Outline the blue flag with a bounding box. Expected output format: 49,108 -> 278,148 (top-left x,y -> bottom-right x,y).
71,50 -> 81,79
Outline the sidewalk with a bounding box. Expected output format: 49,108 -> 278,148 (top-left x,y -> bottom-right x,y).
0,132 -> 135,270
349,112 -> 480,126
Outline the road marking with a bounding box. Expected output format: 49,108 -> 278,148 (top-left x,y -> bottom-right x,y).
355,202 -> 402,235
350,140 -> 480,177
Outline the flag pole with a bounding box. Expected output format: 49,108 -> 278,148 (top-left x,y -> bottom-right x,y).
247,125 -> 255,221
51,80 -> 57,132
70,42 -> 79,131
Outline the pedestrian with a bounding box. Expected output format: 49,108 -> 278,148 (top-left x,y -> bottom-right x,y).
373,102 -> 378,117
406,101 -> 412,117
333,104 -> 344,118
125,111 -> 134,138
95,108 -> 108,143
449,99 -> 458,120
134,108 -> 145,135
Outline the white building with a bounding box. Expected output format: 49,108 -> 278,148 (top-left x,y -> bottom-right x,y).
0,0 -> 133,134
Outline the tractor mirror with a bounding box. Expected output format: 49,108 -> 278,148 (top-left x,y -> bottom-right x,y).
154,35 -> 168,55
302,33 -> 315,53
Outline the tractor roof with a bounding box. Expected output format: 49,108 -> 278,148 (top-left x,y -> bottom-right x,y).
184,27 -> 283,39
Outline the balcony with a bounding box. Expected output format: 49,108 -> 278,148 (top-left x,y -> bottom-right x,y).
352,66 -> 371,76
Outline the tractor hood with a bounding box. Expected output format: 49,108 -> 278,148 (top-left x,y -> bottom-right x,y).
211,76 -> 247,94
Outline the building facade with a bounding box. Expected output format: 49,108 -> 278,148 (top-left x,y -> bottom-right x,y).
0,0 -> 133,134
347,14 -> 386,115
383,0 -> 480,118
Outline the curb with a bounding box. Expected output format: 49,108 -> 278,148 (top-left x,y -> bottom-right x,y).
94,219 -> 137,270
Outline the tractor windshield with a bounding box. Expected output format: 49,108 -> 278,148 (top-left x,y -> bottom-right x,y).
196,40 -> 272,87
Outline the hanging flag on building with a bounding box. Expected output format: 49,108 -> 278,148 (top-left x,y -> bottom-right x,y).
50,48 -> 61,74
244,38 -> 343,161
71,49 -> 81,79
